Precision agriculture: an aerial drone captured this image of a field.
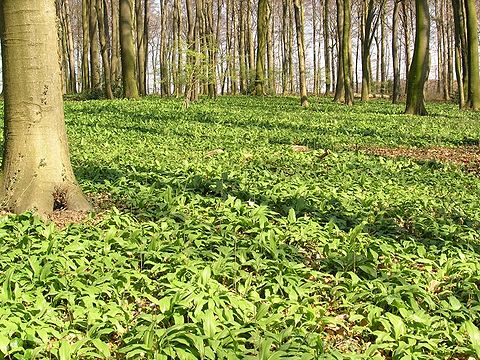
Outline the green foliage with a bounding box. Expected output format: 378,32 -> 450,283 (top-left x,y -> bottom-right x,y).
1,97 -> 480,358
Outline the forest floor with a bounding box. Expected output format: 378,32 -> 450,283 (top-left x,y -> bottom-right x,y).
1,96 -> 480,359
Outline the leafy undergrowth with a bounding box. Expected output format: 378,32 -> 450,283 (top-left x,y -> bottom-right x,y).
1,97 -> 480,359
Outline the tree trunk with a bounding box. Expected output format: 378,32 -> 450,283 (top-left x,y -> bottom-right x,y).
255,0 -> 269,95
96,0 -> 113,99
464,0 -> 480,109
81,0 -> 90,91
333,0 -> 345,102
342,0 -> 353,105
136,0 -> 147,96
392,0 -> 401,103
63,0 -> 77,93
0,0 -> 91,215
405,0 -> 430,115
89,0 -> 101,92
293,0 -> 309,107
323,0 -> 331,95
267,3 -> 275,94
452,0 -> 465,108
120,0 -> 139,98
111,0 -> 121,89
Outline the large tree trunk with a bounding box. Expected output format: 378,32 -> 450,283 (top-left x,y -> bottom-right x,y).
405,0 -> 430,115
464,0 -> 480,109
0,0 -> 90,215
293,0 -> 309,107
255,0 -> 269,95
120,0 -> 139,98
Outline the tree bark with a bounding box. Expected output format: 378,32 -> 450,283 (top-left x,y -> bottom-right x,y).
333,0 -> 345,102
111,0 -> 121,89
392,0 -> 401,103
464,0 -> 480,109
323,0 -> 331,95
405,0 -> 430,115
62,0 -> 77,93
255,0 -> 269,95
81,0 -> 90,91
96,0 -> 113,99
135,0 -> 147,96
342,0 -> 353,105
0,0 -> 91,215
89,0 -> 101,92
293,0 -> 309,107
120,0 -> 139,98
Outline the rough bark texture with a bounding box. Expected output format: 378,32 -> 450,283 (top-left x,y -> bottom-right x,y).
405,0 -> 430,115
0,0 -> 91,215
120,0 -> 139,99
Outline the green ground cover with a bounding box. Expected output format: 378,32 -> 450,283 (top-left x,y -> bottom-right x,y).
1,96 -> 480,359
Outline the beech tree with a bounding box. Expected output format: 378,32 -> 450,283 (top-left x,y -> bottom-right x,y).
255,0 -> 269,95
120,0 -> 139,99
293,0 -> 309,107
405,0 -> 430,115
0,0 -> 90,215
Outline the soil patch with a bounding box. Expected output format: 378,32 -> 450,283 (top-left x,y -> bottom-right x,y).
361,145 -> 480,174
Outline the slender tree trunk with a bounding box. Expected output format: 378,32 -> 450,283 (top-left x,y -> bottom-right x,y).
96,0 -> 113,99
63,0 -> 77,93
267,3 -> 275,94
312,0 -> 317,95
185,0 -> 198,103
401,0 -> 411,94
89,0 -> 101,92
405,0 -> 430,115
111,0 -> 120,89
323,0 -> 331,95
282,0 -> 289,94
136,0 -> 146,95
247,0 -> 256,87
293,0 -> 309,107
82,0 -> 90,91
342,0 -> 353,105
239,5 -> 247,93
380,5 -> 386,96
120,0 -> 139,98
333,0 -> 345,102
392,0 -> 401,103
452,0 -> 465,108
0,0 -> 91,215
